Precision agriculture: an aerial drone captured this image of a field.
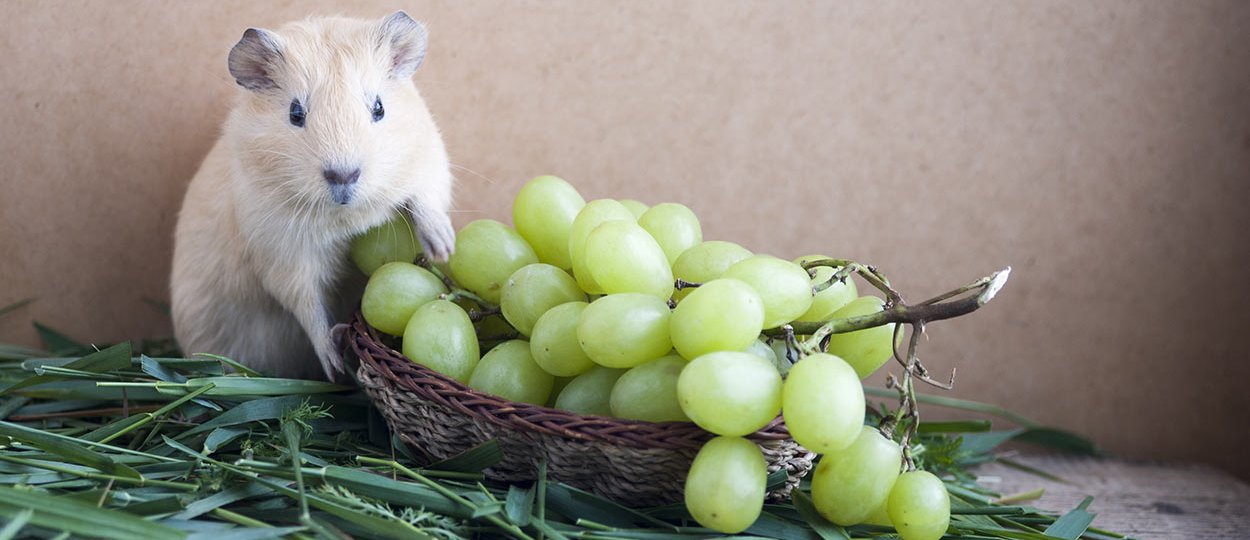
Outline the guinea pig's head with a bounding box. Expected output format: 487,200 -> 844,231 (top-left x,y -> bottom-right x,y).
225,12 -> 448,214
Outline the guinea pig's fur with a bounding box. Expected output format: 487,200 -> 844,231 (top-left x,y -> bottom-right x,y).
171,12 -> 454,381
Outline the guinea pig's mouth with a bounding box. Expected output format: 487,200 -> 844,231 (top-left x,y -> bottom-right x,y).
328,183 -> 356,206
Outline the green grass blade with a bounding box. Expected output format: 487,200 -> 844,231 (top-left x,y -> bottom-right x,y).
865,387 -> 1040,427
171,482 -> 274,520
0,508 -> 33,540
2,342 -> 131,395
32,322 -> 91,356
425,439 -> 503,473
506,484 -> 535,527
0,485 -> 186,540
1043,497 -> 1096,539
789,489 -> 850,540
0,420 -> 141,478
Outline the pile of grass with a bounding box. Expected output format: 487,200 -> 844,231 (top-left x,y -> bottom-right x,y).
0,321 -> 1131,539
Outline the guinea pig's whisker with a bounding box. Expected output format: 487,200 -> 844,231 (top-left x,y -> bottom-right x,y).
449,163 -> 500,186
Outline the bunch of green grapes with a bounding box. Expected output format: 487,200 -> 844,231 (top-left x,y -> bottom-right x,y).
352,175 -> 949,539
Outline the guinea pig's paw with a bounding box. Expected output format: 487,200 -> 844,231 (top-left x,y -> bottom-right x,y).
317,347 -> 348,382
416,212 -> 456,262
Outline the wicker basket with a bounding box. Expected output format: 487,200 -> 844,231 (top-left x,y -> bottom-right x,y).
347,312 -> 815,507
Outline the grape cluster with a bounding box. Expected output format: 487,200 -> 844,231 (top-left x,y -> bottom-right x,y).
353,175 -> 950,538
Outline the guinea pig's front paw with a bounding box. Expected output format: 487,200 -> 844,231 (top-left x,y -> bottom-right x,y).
414,211 -> 456,262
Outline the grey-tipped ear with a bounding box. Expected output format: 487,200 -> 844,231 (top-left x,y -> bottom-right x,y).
228,28 -> 283,91
379,11 -> 428,78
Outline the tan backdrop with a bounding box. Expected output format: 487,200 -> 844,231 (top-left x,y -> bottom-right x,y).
2,1 -> 1248,479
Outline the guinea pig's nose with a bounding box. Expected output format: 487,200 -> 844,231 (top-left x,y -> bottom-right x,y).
323,167 -> 361,186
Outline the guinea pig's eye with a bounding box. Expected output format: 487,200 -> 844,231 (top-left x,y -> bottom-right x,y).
289,99 -> 306,128
372,97 -> 385,122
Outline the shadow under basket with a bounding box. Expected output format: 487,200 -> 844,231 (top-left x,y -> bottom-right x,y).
347,312 -> 816,507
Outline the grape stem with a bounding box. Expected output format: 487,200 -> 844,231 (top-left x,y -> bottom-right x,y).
416,255 -> 496,309
767,262 -> 1011,471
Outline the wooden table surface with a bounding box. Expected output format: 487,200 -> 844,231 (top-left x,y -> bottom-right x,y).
973,454 -> 1250,539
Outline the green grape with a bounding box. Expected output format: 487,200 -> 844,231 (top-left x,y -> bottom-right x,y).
781,353 -> 865,454
824,296 -> 897,378
683,436 -> 766,534
619,199 -> 650,218
350,213 -> 420,275
609,355 -> 689,422
864,500 -> 893,527
766,338 -> 797,376
467,340 -> 554,405
617,198 -> 650,217
553,365 -> 626,416
577,293 -> 672,368
530,301 -> 594,377
500,263 -> 586,336
569,199 -> 635,294
794,255 -> 858,323
671,241 -> 753,300
584,221 -> 675,299
512,175 -> 585,269
361,262 -> 447,336
670,279 -> 764,360
677,351 -> 782,436
449,219 -> 538,304
887,471 -> 950,540
638,203 -> 703,265
402,300 -> 480,382
723,255 -> 814,329
745,338 -> 777,364
810,426 -> 902,525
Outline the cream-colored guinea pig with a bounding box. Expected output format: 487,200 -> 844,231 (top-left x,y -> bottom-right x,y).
171,12 -> 454,381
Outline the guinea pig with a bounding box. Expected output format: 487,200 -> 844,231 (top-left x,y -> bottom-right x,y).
171,11 -> 455,381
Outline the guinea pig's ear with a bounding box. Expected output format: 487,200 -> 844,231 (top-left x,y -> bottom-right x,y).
228,28 -> 284,92
379,11 -> 428,79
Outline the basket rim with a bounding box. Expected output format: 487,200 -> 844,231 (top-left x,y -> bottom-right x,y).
348,311 -> 794,451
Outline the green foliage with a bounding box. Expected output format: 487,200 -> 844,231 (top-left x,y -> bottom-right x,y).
0,327 -> 1130,539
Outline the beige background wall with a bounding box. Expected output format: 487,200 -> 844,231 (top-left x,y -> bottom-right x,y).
2,1 -> 1248,478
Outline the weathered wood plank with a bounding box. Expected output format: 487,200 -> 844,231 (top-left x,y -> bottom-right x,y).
973,454 -> 1250,539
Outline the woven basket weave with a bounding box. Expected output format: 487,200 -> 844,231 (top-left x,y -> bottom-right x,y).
347,312 -> 815,507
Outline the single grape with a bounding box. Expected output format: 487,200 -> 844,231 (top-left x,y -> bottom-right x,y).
670,278 -> 764,360
568,199 -> 635,294
766,338 -> 796,376
863,500 -> 893,527
677,351 -> 782,436
467,339 -> 554,405
638,202 -> 703,265
553,365 -> 626,416
350,213 -> 420,275
402,300 -> 480,382
577,293 -> 672,368
824,296 -> 898,378
781,353 -> 865,453
793,255 -> 858,323
619,199 -> 650,218
609,355 -> 689,422
723,255 -> 813,329
449,219 -> 538,304
810,426 -> 902,526
512,175 -> 585,269
500,263 -> 586,336
361,262 -> 447,336
530,301 -> 594,377
745,338 -> 778,365
887,470 -> 950,540
671,241 -> 753,300
584,220 -> 674,299
684,436 -> 766,534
